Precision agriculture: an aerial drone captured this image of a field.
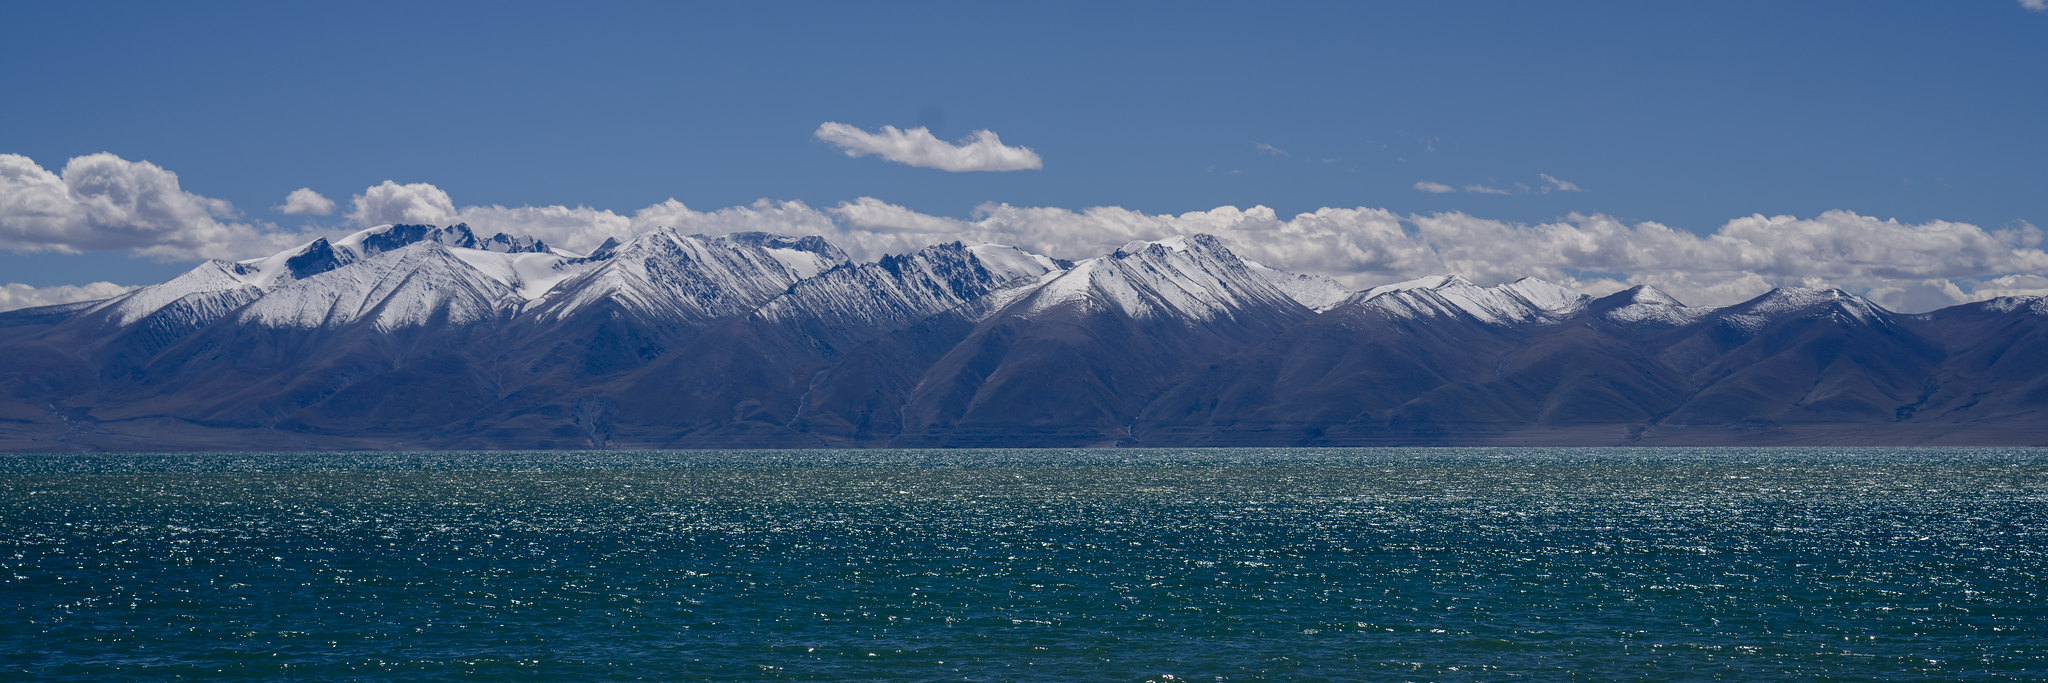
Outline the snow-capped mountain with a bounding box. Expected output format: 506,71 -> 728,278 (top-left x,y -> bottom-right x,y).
89,259 -> 264,328
85,223 -> 571,333
1018,234 -> 1307,321
1244,260 -> 1351,312
1346,274 -> 1589,325
1590,285 -> 1709,327
1973,295 -> 2048,316
1712,287 -> 1894,334
526,228 -> 848,327
756,241 -> 1061,334
2,226 -> 2045,450
237,242 -> 529,332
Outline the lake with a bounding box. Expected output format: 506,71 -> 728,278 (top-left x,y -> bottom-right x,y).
3,448 -> 2043,680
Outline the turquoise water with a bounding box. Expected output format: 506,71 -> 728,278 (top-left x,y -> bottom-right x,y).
3,448 -> 2044,680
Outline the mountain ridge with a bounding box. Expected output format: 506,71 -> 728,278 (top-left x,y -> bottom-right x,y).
2,226 -> 2044,450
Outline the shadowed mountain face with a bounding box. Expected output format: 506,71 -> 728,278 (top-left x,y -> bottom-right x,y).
1,226 -> 2044,451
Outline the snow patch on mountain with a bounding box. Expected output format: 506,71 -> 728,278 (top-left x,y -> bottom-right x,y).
758,242 -> 1062,333
725,232 -> 848,280
91,260 -> 263,326
966,243 -> 1062,282
1351,275 -> 1589,325
1021,233 -> 1300,321
447,249 -> 602,300
1244,260 -> 1351,312
1598,285 -> 1709,327
238,242 -> 524,332
529,229 -> 849,326
1979,295 -> 2048,316
1720,287 -> 1891,333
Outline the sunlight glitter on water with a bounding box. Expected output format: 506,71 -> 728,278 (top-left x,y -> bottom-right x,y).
2,448 -> 2044,680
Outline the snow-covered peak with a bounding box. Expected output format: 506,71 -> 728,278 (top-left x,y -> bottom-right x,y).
724,232 -> 848,280
1977,295 -> 2048,316
528,228 -> 849,326
234,237 -> 356,289
1243,260 -> 1352,312
1348,274 -> 1589,325
238,242 -> 523,332
1502,277 -> 1587,315
966,243 -> 1063,282
1719,287 -> 1891,333
1021,233 -> 1299,321
1594,285 -> 1708,327
1613,284 -> 1685,307
445,247 -> 603,301
1116,233 -> 1206,257
1360,274 -> 1476,300
231,223 -> 558,292
757,241 -> 1064,334
1740,287 -> 1888,322
335,223 -> 553,257
90,259 -> 262,326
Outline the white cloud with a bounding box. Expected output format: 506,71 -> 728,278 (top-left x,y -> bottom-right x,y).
0,281 -> 134,313
456,203 -> 632,252
1255,143 -> 1288,156
818,199 -> 2048,313
276,187 -> 335,215
1970,274 -> 2048,299
0,153 -> 310,260
815,122 -> 1043,172
1413,181 -> 1456,194
350,180 -> 457,226
1539,173 -> 1585,193
627,197 -> 841,248
12,154 -> 2041,314
1463,184 -> 1512,195
2024,0 -> 2046,12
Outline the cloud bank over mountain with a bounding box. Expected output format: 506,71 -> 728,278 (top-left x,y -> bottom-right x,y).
0,281 -> 134,312
2,152 -> 2044,313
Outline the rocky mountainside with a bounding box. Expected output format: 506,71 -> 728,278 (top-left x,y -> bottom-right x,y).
1,225 -> 2043,450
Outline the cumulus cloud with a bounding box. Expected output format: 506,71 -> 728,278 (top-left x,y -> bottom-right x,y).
0,153 -> 311,260
627,198 -> 843,249
2024,0 -> 2046,11
1413,181 -> 1456,194
424,196 -> 843,254
276,187 -> 335,215
1971,274 -> 2048,299
0,281 -> 134,313
814,199 -> 2048,313
350,180 -> 457,226
815,122 -> 1043,172
1539,173 -> 1584,193
1463,184 -> 1512,195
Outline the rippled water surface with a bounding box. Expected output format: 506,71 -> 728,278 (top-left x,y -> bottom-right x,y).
3,448 -> 2044,680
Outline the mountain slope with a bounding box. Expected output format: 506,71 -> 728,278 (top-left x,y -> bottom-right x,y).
894,234 -> 1315,445
1653,288 -> 1943,426
577,241 -> 1066,446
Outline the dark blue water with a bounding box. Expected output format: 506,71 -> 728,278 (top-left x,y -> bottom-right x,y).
3,448 -> 2043,680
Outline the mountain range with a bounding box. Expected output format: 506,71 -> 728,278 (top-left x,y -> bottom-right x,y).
3,223 -> 2044,450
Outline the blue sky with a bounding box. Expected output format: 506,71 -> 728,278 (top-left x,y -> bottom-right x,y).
2,1 -> 2045,311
